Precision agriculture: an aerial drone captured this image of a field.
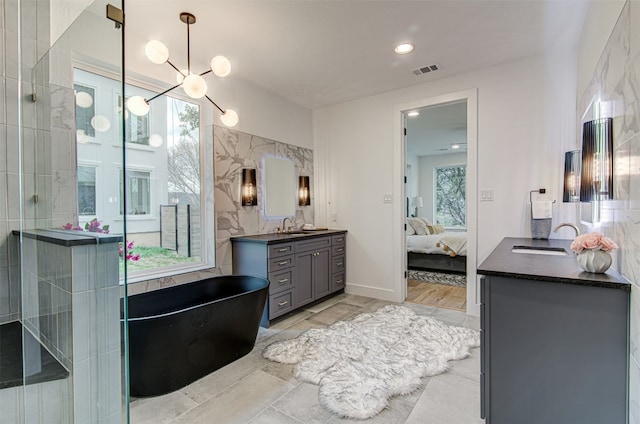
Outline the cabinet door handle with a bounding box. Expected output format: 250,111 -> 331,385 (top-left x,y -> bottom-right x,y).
336,279 -> 343,284
277,248 -> 289,252
336,238 -> 343,242
278,301 -> 288,307
336,262 -> 343,266
278,260 -> 289,266
278,278 -> 289,283
336,248 -> 344,252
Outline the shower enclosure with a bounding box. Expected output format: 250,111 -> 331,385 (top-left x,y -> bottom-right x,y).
0,0 -> 131,422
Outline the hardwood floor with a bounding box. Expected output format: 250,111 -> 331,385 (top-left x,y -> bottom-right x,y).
406,279 -> 466,311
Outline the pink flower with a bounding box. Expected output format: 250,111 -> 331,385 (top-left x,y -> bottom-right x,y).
63,223 -> 73,230
570,232 -> 618,253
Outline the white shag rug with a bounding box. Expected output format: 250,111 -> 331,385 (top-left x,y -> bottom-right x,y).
263,304 -> 480,419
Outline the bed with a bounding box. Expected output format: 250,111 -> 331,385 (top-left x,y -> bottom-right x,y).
407,231 -> 468,274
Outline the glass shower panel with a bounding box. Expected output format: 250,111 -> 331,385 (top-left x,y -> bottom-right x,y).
8,0 -> 127,423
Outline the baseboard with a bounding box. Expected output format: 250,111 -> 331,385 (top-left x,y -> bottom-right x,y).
345,284 -> 402,302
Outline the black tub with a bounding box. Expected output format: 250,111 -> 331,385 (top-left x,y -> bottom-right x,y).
125,275 -> 269,397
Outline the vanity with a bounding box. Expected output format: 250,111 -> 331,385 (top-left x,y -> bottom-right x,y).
231,230 -> 347,327
478,237 -> 630,424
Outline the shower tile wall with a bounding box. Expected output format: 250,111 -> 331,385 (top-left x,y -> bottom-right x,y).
214,126 -> 314,274
577,2 -> 640,422
1,0 -> 67,325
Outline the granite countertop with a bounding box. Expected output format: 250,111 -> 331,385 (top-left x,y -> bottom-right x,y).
230,229 -> 347,244
477,237 -> 630,291
13,229 -> 122,246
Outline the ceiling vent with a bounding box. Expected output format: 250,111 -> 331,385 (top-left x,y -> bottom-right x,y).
413,63 -> 441,75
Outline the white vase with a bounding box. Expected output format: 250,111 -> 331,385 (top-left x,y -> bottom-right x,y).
576,249 -> 612,273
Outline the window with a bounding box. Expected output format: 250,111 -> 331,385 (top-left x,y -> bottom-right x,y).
74,84 -> 95,138
73,67 -> 212,281
435,165 -> 466,229
120,170 -> 151,215
78,165 -> 96,216
121,96 -> 150,145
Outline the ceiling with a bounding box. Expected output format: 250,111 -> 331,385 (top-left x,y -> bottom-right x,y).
406,101 -> 467,157
125,0 -> 588,110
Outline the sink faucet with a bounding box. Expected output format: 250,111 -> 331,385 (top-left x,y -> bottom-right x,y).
282,217 -> 294,233
553,223 -> 580,238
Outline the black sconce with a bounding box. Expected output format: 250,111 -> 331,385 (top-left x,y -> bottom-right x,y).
241,168 -> 257,206
562,150 -> 581,203
580,118 -> 613,202
299,176 -> 310,206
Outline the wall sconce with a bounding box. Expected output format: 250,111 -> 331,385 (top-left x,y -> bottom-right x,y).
562,150 -> 581,203
580,118 -> 613,202
241,169 -> 257,206
299,176 -> 310,206
126,12 -> 239,127
411,196 -> 423,217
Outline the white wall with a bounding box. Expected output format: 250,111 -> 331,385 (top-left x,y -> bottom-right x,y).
418,152 -> 467,223
313,49 -> 578,301
406,151 -> 419,213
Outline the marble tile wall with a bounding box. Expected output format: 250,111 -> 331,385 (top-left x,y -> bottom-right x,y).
576,2 -> 640,422
214,126 -> 314,274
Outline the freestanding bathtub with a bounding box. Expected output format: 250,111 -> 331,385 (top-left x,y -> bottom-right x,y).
125,275 -> 269,397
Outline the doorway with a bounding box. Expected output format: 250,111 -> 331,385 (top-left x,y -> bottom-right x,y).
394,89 -> 479,316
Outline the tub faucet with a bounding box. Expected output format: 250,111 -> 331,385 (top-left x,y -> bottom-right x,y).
282,217 -> 294,233
553,223 -> 580,238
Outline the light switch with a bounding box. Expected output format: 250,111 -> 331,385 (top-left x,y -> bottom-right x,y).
383,193 -> 393,204
481,190 -> 494,201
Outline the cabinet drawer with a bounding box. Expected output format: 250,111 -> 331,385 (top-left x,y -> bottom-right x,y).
269,290 -> 294,319
332,234 -> 346,246
269,255 -> 294,272
331,255 -> 345,274
269,269 -> 294,294
332,273 -> 345,290
332,245 -> 346,256
296,237 -> 331,253
269,243 -> 294,258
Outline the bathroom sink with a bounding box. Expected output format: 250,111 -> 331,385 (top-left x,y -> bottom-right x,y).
511,245 -> 569,256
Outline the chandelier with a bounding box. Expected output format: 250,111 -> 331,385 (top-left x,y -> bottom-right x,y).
126,12 -> 238,127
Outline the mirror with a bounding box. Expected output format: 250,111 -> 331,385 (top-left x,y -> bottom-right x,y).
264,156 -> 296,217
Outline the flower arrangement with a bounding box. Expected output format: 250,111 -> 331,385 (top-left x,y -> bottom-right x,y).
570,232 -> 618,253
63,218 -> 109,234
119,240 -> 141,262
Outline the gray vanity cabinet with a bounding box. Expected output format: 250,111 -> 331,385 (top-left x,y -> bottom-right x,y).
231,230 -> 347,327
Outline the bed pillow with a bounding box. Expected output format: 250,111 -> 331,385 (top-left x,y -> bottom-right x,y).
427,223 -> 445,234
406,220 -> 416,235
417,217 -> 433,226
408,217 -> 429,235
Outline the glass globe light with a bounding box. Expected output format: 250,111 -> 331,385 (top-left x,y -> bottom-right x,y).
90,115 -> 111,132
149,134 -> 163,148
176,69 -> 189,84
210,55 -> 231,77
127,96 -> 150,116
145,40 -> 169,64
75,91 -> 93,108
182,74 -> 207,99
220,109 -> 238,127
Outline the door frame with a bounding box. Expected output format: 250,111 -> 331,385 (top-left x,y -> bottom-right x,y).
393,89 -> 479,316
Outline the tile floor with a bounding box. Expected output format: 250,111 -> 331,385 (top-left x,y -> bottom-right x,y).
129,293 -> 484,424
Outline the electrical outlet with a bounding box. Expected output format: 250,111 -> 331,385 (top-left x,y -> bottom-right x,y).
480,190 -> 494,201
383,193 -> 392,204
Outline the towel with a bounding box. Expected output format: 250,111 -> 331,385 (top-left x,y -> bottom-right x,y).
531,201 -> 552,219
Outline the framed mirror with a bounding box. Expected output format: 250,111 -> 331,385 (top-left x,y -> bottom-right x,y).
264,156 -> 296,217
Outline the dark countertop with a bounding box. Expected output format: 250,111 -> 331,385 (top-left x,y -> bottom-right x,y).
13,229 -> 122,247
478,237 -> 630,291
230,229 -> 347,245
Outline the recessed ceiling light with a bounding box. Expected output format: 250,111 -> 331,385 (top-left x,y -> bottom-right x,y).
407,111 -> 420,117
394,43 -> 414,55
451,144 -> 461,149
